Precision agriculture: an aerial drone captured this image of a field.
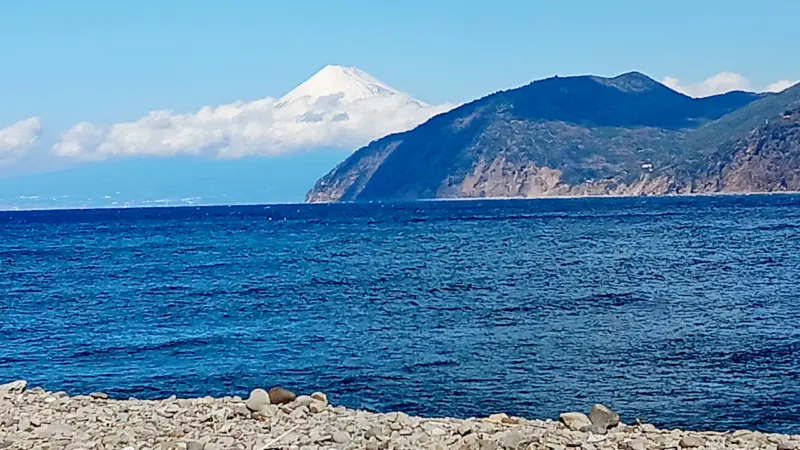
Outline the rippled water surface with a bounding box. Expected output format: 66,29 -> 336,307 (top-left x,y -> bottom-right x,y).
2,196 -> 800,433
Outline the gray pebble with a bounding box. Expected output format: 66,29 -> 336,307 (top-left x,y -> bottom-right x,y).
333,430 -> 350,443
679,435 -> 704,448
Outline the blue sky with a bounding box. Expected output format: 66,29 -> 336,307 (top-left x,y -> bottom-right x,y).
0,0 -> 798,206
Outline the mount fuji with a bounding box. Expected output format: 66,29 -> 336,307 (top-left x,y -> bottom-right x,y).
2,65 -> 454,209
53,65 -> 452,161
277,65 -> 417,106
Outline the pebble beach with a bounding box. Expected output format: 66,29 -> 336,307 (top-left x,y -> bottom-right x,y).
2,380 -> 798,450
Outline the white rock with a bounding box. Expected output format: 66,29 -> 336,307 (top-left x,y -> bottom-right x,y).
36,423 -> 72,439
621,437 -> 652,450
365,426 -> 383,439
333,430 -> 350,443
0,380 -> 27,393
458,423 -> 474,435
560,412 -> 592,431
293,395 -> 315,406
308,400 -> 327,414
679,435 -> 704,448
245,388 -> 270,412
487,413 -> 509,423
18,417 -> 31,432
502,431 -> 523,449
311,392 -> 328,404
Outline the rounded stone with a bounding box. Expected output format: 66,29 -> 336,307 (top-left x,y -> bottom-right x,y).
311,391 -> 328,404
333,431 -> 350,444
268,387 -> 296,405
293,395 -> 315,406
245,388 -> 270,412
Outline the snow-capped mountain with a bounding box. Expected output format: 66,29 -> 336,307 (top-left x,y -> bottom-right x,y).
277,65 -> 418,106
53,64 -> 453,161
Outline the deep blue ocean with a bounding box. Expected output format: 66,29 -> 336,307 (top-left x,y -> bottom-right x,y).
2,195 -> 799,433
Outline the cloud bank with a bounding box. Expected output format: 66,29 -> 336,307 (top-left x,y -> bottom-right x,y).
53,93 -> 453,161
12,68 -> 799,166
663,72 -> 798,98
0,117 -> 42,163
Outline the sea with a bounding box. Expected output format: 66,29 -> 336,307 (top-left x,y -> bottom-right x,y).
1,195 -> 799,433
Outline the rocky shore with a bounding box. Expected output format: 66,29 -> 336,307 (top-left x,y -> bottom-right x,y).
2,380 -> 798,450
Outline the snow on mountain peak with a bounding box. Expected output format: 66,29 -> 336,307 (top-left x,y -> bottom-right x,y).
277,65 -> 415,106
53,64 -> 454,161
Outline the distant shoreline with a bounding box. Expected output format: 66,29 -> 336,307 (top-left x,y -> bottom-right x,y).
2,190 -> 799,213
422,190 -> 800,202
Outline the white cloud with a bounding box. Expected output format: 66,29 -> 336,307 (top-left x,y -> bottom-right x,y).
662,72 -> 752,97
765,80 -> 798,93
663,72 -> 798,98
53,93 -> 453,161
0,117 -> 42,163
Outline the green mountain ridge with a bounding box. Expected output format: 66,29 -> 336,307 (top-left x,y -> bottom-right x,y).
306,72 -> 799,202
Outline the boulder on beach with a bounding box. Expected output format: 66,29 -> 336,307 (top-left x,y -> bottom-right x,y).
268,387 -> 296,405
589,403 -> 620,429
560,412 -> 592,431
245,388 -> 270,412
0,380 -> 27,394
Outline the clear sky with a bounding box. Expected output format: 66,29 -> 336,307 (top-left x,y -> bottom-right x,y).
3,0 -> 799,126
0,0 -> 798,206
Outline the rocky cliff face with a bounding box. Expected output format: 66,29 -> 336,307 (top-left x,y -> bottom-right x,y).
307,73 -> 799,203
695,109 -> 800,193
305,139 -> 403,203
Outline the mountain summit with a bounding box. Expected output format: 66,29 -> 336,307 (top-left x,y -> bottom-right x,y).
277,65 -> 412,106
